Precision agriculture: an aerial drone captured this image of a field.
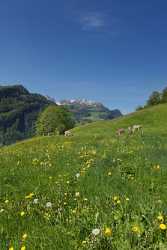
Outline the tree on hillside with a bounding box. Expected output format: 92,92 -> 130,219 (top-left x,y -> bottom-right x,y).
161,87 -> 167,103
146,91 -> 161,106
136,105 -> 144,111
36,105 -> 75,136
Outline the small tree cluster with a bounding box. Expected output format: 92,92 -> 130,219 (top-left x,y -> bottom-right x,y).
147,87 -> 167,106
136,87 -> 167,111
36,105 -> 75,136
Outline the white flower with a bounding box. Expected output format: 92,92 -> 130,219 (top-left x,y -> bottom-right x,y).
76,173 -> 80,178
92,228 -> 100,236
46,202 -> 52,208
75,192 -> 80,198
33,198 -> 39,204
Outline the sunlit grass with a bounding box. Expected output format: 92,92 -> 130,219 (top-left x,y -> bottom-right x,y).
1,104 -> 167,249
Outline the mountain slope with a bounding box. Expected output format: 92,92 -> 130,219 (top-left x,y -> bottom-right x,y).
59,99 -> 122,123
0,104 -> 167,249
0,85 -> 53,145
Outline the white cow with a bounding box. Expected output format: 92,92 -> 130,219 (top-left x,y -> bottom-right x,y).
132,125 -> 143,134
64,130 -> 73,137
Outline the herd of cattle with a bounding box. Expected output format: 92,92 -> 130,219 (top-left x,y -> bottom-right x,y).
116,124 -> 143,136
64,124 -> 143,137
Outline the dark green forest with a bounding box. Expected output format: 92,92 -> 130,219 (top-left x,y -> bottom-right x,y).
0,85 -> 53,145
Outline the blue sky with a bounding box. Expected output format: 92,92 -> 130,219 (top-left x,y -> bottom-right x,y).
0,0 -> 167,113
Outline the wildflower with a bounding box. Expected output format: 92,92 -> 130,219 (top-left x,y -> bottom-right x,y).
21,246 -> 26,250
108,172 -> 112,176
159,224 -> 167,230
132,225 -> 141,234
113,196 -> 118,201
126,197 -> 130,201
22,233 -> 28,241
5,199 -> 9,204
104,227 -> 112,237
72,209 -> 77,214
25,193 -> 34,199
154,165 -> 160,170
20,211 -> 25,217
33,198 -> 39,204
46,202 -> 52,208
0,208 -> 4,213
82,240 -> 87,245
92,228 -> 100,236
75,192 -> 80,198
66,181 -> 70,184
76,173 -> 80,178
157,214 -> 164,222
9,247 -> 14,250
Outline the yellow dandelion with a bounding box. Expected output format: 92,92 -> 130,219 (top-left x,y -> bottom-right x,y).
21,246 -> 26,250
159,224 -> 167,230
104,227 -> 112,237
20,211 -> 25,217
25,193 -> 34,199
113,196 -> 118,201
9,247 -> 14,250
22,233 -> 28,241
132,225 -> 141,234
153,165 -> 160,170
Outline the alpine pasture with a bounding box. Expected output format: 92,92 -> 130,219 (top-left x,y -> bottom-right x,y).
1,104 -> 167,250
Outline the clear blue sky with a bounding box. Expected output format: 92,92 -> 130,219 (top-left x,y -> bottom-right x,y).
0,0 -> 167,113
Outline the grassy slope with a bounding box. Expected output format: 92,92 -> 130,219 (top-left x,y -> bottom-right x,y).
0,104 -> 167,249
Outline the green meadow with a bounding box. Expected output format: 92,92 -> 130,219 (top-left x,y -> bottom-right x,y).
1,104 -> 167,249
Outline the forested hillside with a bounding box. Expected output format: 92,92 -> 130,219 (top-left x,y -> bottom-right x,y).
0,85 -> 53,145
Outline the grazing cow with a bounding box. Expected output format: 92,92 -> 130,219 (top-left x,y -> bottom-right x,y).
132,125 -> 143,135
116,128 -> 125,136
128,126 -> 133,135
64,130 -> 73,137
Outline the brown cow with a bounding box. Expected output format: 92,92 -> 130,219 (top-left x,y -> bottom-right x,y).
116,128 -> 125,136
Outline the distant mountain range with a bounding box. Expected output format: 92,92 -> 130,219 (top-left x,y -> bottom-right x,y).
0,85 -> 122,145
56,99 -> 122,124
